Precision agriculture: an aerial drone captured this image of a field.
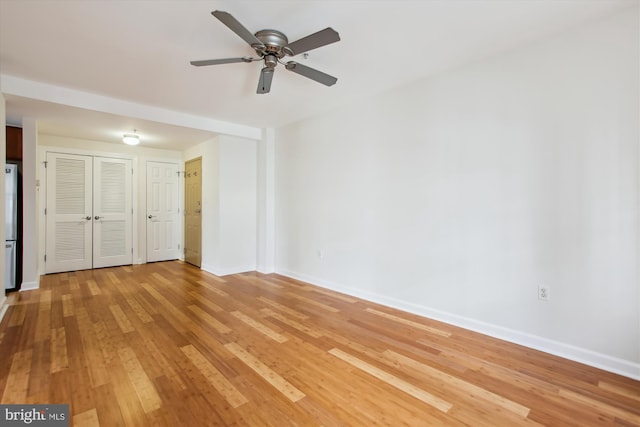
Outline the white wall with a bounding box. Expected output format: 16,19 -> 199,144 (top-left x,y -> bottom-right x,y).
38,134 -> 183,268
185,135 -> 258,276
21,119 -> 39,290
275,8 -> 640,378
257,128 -> 275,274
221,135 -> 258,274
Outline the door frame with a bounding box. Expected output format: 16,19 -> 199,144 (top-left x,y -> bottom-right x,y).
39,146 -> 139,275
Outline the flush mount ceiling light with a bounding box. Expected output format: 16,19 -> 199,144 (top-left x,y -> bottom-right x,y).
122,130 -> 140,146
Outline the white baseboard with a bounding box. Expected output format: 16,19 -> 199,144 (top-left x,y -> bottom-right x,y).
201,263 -> 257,277
20,279 -> 39,291
277,268 -> 640,381
256,264 -> 276,274
0,294 -> 8,324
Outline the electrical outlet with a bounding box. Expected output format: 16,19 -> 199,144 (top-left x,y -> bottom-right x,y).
538,285 -> 550,301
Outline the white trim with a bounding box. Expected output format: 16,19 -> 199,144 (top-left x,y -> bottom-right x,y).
20,279 -> 39,291
278,268 -> 640,381
636,1 -> 640,389
0,295 -> 7,324
202,263 -> 257,277
41,145 -> 138,161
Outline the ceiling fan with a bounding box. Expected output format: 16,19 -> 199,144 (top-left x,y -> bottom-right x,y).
191,10 -> 340,94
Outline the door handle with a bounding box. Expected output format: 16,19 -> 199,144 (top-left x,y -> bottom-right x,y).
94,216 -> 103,220
148,215 -> 157,219
84,216 -> 91,221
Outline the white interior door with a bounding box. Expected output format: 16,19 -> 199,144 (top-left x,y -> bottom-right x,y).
45,152 -> 93,274
93,157 -> 133,269
146,161 -> 179,262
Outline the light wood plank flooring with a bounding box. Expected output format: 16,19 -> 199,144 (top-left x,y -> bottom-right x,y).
0,261 -> 638,426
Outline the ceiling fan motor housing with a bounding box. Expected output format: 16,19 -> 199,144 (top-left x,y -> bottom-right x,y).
254,29 -> 291,58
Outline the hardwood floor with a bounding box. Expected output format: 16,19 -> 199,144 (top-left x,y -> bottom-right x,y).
0,261 -> 639,426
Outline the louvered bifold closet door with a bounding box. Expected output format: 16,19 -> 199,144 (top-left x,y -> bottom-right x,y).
93,157 -> 133,268
45,152 -> 93,274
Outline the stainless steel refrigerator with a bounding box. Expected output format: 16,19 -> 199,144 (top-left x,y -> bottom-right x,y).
5,163 -> 18,290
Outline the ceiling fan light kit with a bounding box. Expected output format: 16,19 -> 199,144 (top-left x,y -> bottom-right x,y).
191,10 -> 340,94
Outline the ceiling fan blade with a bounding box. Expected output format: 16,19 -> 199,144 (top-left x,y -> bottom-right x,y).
285,28 -> 340,56
190,56 -> 253,67
257,67 -> 274,94
212,10 -> 265,50
285,62 -> 337,86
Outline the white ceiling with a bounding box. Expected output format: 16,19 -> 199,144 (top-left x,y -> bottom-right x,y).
0,0 -> 636,150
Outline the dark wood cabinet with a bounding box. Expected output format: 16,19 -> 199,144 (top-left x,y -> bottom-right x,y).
6,126 -> 23,160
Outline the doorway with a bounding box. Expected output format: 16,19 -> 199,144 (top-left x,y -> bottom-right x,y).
184,157 -> 202,267
45,152 -> 133,274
